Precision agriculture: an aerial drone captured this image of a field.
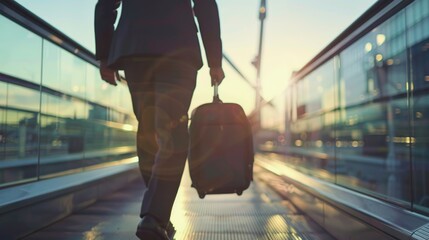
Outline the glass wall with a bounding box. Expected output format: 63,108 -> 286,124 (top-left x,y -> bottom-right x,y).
336,9 -> 411,203
407,0 -> 429,214
289,60 -> 337,182
0,15 -> 42,85
260,0 -> 429,215
0,13 -> 136,186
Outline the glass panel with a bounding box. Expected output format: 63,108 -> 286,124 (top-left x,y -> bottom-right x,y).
279,60 -> 337,182
0,15 -> 42,84
39,92 -> 88,177
336,99 -> 411,203
42,41 -> 86,99
0,5 -> 137,184
61,51 -> 87,99
340,12 -> 408,107
15,0 -> 114,52
85,65 -> 98,103
85,64 -> 137,161
109,124 -> 135,149
423,0 -> 429,19
41,40 -> 62,91
94,81 -> 114,109
337,11 -> 411,204
117,85 -> 134,121
86,66 -> 135,167
412,94 -> 429,213
409,0 -> 429,214
1,84 -> 40,186
258,93 -> 285,152
0,82 -> 7,162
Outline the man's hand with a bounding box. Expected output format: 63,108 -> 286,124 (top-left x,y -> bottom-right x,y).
210,67 -> 225,86
99,60 -> 117,86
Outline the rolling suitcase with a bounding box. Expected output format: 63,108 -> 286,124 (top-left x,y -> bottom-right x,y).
188,84 -> 254,199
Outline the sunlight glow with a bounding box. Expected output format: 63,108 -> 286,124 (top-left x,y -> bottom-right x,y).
376,34 -> 386,46
391,137 -> 416,144
83,225 -> 103,240
49,34 -> 63,44
365,42 -> 373,52
260,193 -> 271,203
122,124 -> 134,131
416,112 -> 423,118
265,215 -> 290,233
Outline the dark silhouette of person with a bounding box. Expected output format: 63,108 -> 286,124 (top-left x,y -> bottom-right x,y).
94,0 -> 224,239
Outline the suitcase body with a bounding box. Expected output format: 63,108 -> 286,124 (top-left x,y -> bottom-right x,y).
188,98 -> 254,199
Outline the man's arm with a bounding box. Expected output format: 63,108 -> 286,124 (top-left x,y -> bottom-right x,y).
94,0 -> 121,84
94,0 -> 121,60
193,0 -> 225,85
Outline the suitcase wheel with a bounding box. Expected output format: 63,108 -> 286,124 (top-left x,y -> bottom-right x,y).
198,191 -> 206,199
236,190 -> 243,196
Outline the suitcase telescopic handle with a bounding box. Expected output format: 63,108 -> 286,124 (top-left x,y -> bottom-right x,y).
214,82 -> 218,97
213,82 -> 222,103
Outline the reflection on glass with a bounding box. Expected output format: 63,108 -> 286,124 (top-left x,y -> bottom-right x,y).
0,84 -> 39,186
0,5 -> 137,187
336,10 -> 411,204
336,100 -> 411,202
254,0 -> 429,215
86,64 -> 101,103
41,40 -> 61,91
408,0 -> 429,213
0,15 -> 42,84
39,89 -> 135,178
287,60 -> 337,182
117,85 -> 134,118
0,82 -> 7,163
412,95 -> 429,212
7,84 -> 41,112
42,40 -> 86,99
264,6 -> 418,206
40,59 -> 137,177
340,11 -> 407,107
39,91 -> 89,177
60,50 -> 86,99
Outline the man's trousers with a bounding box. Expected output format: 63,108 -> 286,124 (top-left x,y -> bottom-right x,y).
124,58 -> 197,225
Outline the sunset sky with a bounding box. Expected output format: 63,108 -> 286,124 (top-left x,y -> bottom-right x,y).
16,0 -> 376,114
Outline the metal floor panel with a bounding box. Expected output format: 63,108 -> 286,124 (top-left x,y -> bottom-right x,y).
24,165 -> 335,240
179,202 -> 297,216
177,232 -> 304,240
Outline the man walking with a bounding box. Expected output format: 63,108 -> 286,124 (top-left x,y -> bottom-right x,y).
94,0 -> 224,239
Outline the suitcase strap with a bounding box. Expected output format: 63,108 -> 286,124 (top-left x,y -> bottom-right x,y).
213,83 -> 223,104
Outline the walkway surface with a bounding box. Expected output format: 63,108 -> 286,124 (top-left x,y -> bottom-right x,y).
24,165 -> 335,240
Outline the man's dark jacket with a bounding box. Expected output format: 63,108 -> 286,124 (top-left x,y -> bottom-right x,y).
94,0 -> 222,70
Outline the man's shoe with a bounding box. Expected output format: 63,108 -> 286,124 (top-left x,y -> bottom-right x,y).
136,215 -> 169,240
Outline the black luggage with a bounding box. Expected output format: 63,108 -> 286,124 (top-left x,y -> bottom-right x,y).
188,84 -> 254,199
